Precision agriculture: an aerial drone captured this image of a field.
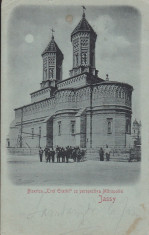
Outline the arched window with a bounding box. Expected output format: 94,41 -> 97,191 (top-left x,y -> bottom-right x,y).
43,69 -> 47,80
58,121 -> 61,136
75,54 -> 78,66
107,118 -> 113,134
39,127 -> 41,138
49,68 -> 54,79
7,138 -> 10,147
118,90 -> 121,98
81,53 -> 87,65
71,121 -> 75,135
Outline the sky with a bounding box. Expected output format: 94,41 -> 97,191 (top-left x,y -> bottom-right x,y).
7,5 -> 141,121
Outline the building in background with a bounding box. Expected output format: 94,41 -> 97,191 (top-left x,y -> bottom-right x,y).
8,10 -> 134,153
131,119 -> 141,146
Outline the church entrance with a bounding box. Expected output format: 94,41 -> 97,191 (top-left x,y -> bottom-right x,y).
46,117 -> 53,148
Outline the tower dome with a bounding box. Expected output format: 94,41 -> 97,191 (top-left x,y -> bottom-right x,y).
41,32 -> 64,88
42,35 -> 63,55
71,11 -> 97,41
69,8 -> 98,77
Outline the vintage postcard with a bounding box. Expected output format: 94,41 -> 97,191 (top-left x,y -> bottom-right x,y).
1,0 -> 149,234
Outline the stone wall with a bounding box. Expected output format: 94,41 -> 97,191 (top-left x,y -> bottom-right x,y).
53,113 -> 76,147
15,97 -> 56,123
11,80 -> 133,150
19,121 -> 47,148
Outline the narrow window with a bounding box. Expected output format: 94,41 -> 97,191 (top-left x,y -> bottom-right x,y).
71,121 -> 75,135
44,69 -> 47,80
75,54 -> 78,66
58,121 -> 61,136
107,119 -> 112,134
49,68 -> 54,79
39,127 -> 41,137
81,53 -> 87,65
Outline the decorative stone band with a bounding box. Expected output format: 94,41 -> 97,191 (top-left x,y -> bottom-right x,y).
92,82 -> 133,107
71,32 -> 90,41
15,81 -> 133,119
30,87 -> 51,101
14,96 -> 56,119
57,73 -> 87,89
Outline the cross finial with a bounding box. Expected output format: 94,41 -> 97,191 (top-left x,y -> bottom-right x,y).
51,28 -> 55,39
81,6 -> 86,17
106,74 -> 109,81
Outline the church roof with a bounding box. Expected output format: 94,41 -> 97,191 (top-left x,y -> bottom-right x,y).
42,36 -> 63,56
71,13 -> 97,40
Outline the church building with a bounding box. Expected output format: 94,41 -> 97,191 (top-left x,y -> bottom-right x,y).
9,10 -> 133,152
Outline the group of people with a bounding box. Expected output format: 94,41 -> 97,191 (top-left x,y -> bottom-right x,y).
39,145 -> 110,163
99,145 -> 111,161
39,146 -> 86,163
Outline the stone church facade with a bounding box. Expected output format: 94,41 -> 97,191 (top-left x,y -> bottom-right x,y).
9,11 -> 133,151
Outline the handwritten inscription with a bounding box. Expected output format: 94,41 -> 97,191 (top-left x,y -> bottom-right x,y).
25,193 -> 144,235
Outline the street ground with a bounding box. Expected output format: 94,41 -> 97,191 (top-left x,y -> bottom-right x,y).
7,154 -> 141,186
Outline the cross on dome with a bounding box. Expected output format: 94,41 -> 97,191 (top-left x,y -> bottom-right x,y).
81,6 -> 86,17
42,28 -> 63,55
71,7 -> 97,40
51,28 -> 55,39
106,74 -> 109,81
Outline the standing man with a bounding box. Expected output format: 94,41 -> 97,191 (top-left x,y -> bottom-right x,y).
99,147 -> 104,161
72,148 -> 76,162
66,147 -> 69,163
44,147 -> 48,162
39,147 -> 43,162
56,146 -> 60,163
62,148 -> 65,163
47,148 -> 51,162
56,146 -> 59,163
105,145 -> 110,161
51,148 -> 55,163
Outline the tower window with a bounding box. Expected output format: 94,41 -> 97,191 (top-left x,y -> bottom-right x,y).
43,69 -> 47,80
75,54 -> 78,66
43,58 -> 47,80
107,119 -> 113,134
58,121 -> 61,136
71,121 -> 75,135
49,68 -> 54,79
81,53 -> 87,65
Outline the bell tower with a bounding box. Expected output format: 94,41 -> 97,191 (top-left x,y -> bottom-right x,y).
69,7 -> 98,77
41,29 -> 64,88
